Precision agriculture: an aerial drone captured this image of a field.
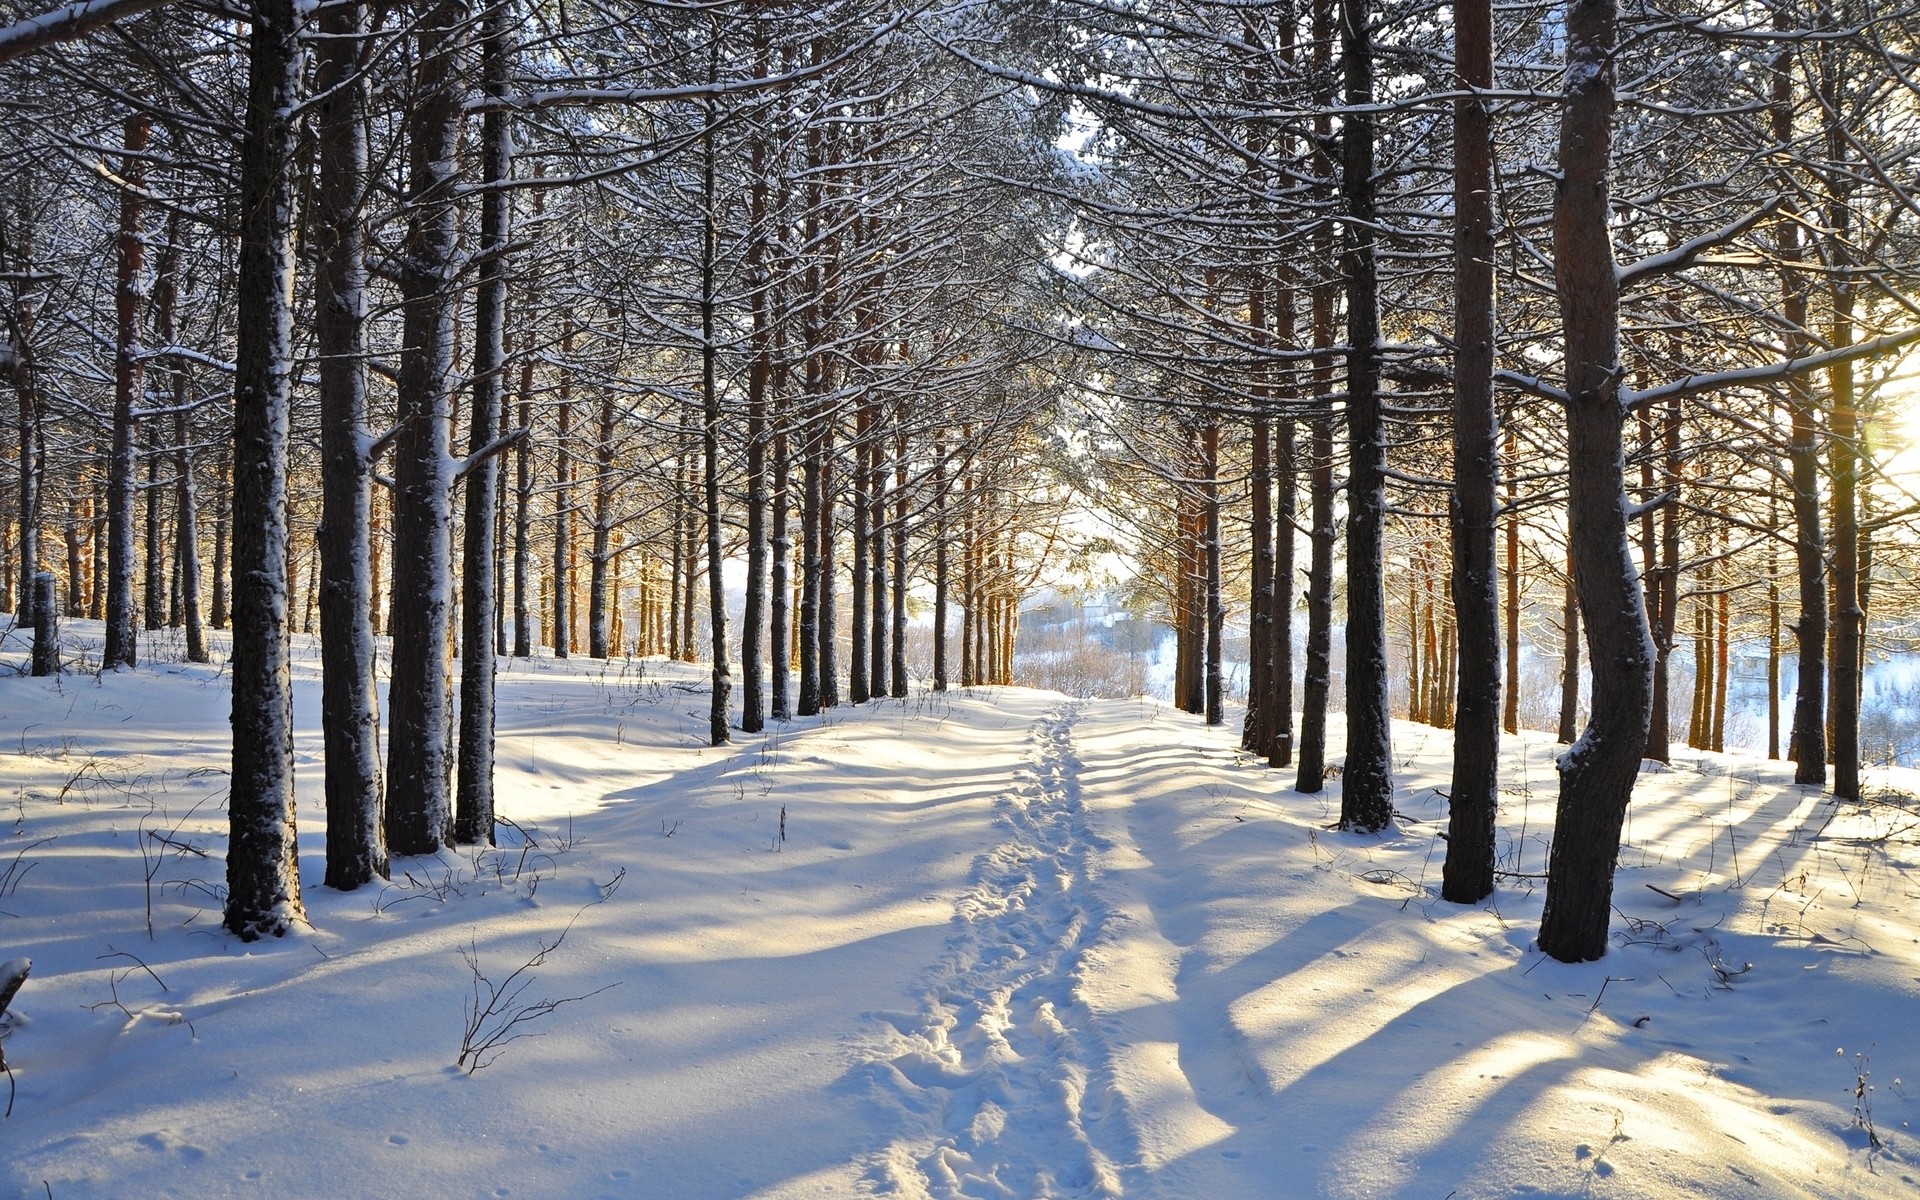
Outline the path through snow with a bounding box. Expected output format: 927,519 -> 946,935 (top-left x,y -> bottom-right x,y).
853,702 -> 1130,1198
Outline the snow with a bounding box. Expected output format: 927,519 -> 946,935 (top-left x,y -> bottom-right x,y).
2,620 -> 1918,1198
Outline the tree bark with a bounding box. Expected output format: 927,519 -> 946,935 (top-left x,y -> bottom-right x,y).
456,0 -> 511,845
1338,0 -> 1393,830
105,112 -> 150,670
313,0 -> 385,887
1537,0 -> 1655,962
1443,0 -> 1499,904
553,348 -> 573,659
383,0 -> 466,858
1558,559 -> 1580,744
701,93 -> 731,746
933,434 -> 950,691
1202,417 -> 1224,726
588,387 -> 614,659
225,0 -> 306,940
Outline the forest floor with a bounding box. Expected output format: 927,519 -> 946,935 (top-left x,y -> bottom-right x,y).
1,621 -> 1918,1198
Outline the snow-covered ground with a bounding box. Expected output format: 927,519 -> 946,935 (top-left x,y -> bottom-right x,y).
2,622 -> 1918,1198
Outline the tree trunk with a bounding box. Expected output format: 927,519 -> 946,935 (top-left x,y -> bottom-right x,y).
891,418 -> 909,698
1338,0 -> 1393,830
1558,559 -> 1580,744
1536,0 -> 1655,963
701,95 -> 731,746
850,401 -> 871,704
798,400 -> 822,714
383,0 -> 467,858
456,0 -> 512,846
1294,167 -> 1338,795
933,434 -> 950,691
224,0 -> 307,940
1444,0 -> 1499,903
742,48 -> 771,730
512,363 -> 533,659
1202,418 -> 1224,726
105,112 -> 150,670
30,571 -> 56,675
1272,411 -> 1296,767
589,389 -> 614,659
143,395 -> 165,632
313,0 -> 386,887
552,350 -> 573,660
10,260 -> 41,622
210,451 -> 228,628
1244,404 -> 1273,753
770,373 -> 792,718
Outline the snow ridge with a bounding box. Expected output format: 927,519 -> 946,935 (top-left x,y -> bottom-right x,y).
854,703 -> 1128,1199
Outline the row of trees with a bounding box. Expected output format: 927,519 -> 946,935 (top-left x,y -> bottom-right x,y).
985,0 -> 1920,959
1,0 -> 1080,939
5,0 -> 1920,962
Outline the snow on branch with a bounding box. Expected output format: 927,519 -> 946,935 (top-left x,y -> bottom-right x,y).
1615,197 -> 1782,290
1624,324 -> 1920,410
1493,369 -> 1568,404
0,0 -> 171,66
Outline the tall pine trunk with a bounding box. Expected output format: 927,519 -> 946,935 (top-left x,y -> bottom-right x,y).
455,1 -> 512,845
1774,21 -> 1827,786
105,113 -> 150,670
1338,0 -> 1394,830
701,93 -> 731,746
1443,0 -> 1499,903
225,0 -> 307,939
1537,0 -> 1656,962
314,0 -> 386,887
383,0 -> 466,857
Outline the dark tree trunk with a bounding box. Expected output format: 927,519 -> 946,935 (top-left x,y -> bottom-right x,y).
143,405 -> 165,632
770,376 -> 792,718
701,96 -> 731,746
891,418 -> 908,697
870,417 -> 888,701
210,450 -> 229,628
10,261 -> 41,622
1444,0 -> 1500,905
383,0 -> 467,858
1825,81 -> 1860,801
105,112 -> 151,670
1296,407 -> 1335,792
30,571 -> 56,675
798,400 -> 822,715
1244,403 -> 1273,754
588,389 -> 614,659
224,0 -> 307,940
1638,406 -> 1668,763
1537,0 -> 1655,962
1202,418 -> 1224,726
174,409 -> 205,662
1294,115 -> 1338,795
741,44 -> 771,732
933,434 -> 950,691
1557,559 -> 1580,744
456,1 -> 511,846
1504,428 -> 1520,734
1338,0 -> 1393,831
850,401 -> 871,704
1271,414 -> 1296,767
552,356 -> 573,659
154,223 -> 206,663
817,417 -> 839,708
313,0 -> 386,887
512,368 -> 533,659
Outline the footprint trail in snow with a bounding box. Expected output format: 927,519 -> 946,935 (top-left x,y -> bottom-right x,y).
851,703 -> 1129,1199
